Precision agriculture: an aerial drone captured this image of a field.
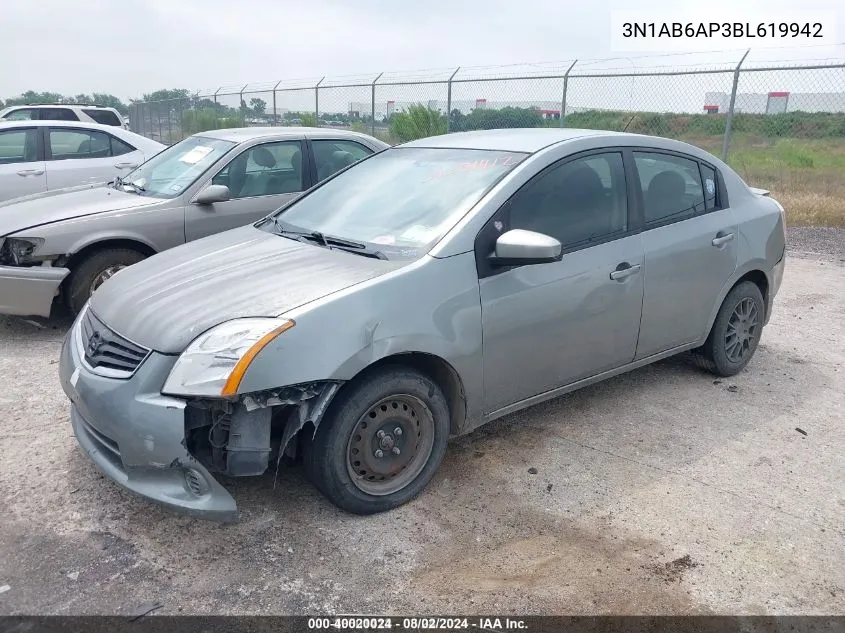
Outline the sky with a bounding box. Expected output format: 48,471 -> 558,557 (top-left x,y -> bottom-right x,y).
0,0 -> 842,101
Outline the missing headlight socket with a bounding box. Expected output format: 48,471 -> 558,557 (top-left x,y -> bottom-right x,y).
184,381 -> 341,479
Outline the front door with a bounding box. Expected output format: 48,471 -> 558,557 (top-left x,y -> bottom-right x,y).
479,151 -> 644,415
185,140 -> 306,241
0,127 -> 46,202
631,151 -> 738,359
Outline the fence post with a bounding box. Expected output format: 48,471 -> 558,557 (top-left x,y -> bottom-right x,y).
239,83 -> 248,123
445,67 -> 460,133
560,59 -> 578,128
272,80 -> 281,125
315,77 -> 325,126
371,72 -> 383,136
167,100 -> 173,144
721,49 -> 750,161
213,87 -> 221,127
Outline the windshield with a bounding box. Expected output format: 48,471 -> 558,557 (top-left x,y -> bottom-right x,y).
266,147 -> 526,260
120,136 -> 235,198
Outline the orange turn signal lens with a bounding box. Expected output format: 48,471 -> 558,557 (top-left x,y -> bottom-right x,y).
220,320 -> 295,397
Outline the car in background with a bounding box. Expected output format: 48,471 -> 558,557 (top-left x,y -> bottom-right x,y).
0,127 -> 388,317
57,128 -> 786,520
0,120 -> 165,202
0,104 -> 128,128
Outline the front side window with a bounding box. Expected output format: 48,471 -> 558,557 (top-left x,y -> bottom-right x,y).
3,108 -> 37,121
312,139 -> 373,182
634,152 -> 705,225
507,152 -> 628,249
268,147 -> 526,260
0,128 -> 39,164
39,108 -> 79,122
212,141 -> 303,199
118,136 -> 235,198
49,129 -> 112,160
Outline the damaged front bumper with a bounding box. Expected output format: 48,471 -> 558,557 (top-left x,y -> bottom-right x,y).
59,316 -> 338,522
0,264 -> 69,317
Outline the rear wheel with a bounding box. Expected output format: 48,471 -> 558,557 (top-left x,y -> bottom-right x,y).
63,248 -> 146,315
304,366 -> 450,514
692,281 -> 765,377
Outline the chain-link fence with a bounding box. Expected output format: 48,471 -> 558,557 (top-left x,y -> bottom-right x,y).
129,54 -> 845,225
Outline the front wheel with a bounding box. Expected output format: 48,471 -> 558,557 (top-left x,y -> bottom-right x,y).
63,248 -> 146,315
303,367 -> 450,514
693,281 -> 765,377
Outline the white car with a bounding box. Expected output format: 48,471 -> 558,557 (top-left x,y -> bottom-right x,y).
0,120 -> 165,202
0,104 -> 128,129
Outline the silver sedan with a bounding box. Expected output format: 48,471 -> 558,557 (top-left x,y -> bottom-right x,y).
0,127 -> 388,316
59,128 -> 786,521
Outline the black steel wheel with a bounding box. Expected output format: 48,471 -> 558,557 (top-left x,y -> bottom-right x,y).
304,366 -> 450,514
692,281 -> 765,377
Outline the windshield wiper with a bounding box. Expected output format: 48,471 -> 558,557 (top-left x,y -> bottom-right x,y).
111,175 -> 145,194
267,218 -> 387,259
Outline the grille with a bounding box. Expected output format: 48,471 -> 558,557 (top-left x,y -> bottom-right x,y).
80,309 -> 149,376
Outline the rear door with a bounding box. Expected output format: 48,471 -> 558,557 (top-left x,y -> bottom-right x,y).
184,139 -> 307,241
632,150 -> 737,359
0,127 -> 46,202
44,126 -> 143,190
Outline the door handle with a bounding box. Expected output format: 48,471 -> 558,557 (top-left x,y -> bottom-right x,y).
17,169 -> 45,177
114,162 -> 138,169
609,263 -> 641,281
712,232 -> 735,247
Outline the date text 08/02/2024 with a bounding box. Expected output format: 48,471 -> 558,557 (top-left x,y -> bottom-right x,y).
307,617 -> 529,630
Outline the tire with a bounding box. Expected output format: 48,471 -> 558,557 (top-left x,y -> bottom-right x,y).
63,248 -> 146,315
692,281 -> 765,377
303,366 -> 450,515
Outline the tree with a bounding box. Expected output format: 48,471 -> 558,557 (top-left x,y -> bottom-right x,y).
249,98 -> 266,116
300,113 -> 318,127
389,104 -> 446,142
138,88 -> 191,103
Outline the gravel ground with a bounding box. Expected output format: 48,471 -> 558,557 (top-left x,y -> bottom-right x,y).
786,226 -> 845,261
0,235 -> 843,616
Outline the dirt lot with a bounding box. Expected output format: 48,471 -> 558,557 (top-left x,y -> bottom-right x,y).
1,235 -> 843,616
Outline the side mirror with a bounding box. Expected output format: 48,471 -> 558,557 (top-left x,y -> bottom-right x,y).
489,229 -> 562,267
193,184 -> 230,205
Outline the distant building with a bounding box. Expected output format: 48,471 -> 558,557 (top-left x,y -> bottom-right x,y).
703,90 -> 845,114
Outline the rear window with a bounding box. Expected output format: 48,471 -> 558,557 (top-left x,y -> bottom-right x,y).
83,109 -> 122,127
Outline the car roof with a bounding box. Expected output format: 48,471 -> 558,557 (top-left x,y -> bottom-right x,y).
196,126 -> 382,144
0,103 -> 117,111
0,119 -> 126,131
399,128 -> 644,153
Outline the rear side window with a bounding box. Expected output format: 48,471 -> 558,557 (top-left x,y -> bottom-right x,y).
634,152 -> 705,225
39,108 -> 79,122
0,128 -> 39,164
312,139 -> 373,182
83,109 -> 122,126
49,129 -> 112,160
2,108 -> 37,121
699,163 -> 718,211
110,136 -> 135,156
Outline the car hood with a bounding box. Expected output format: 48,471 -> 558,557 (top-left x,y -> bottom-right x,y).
90,225 -> 405,354
0,185 -> 161,236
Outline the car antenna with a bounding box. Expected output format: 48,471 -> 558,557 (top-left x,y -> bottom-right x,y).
622,114 -> 637,132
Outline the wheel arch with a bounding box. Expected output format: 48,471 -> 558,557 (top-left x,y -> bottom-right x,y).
343,352 -> 468,436
61,237 -> 157,271
703,265 -> 771,343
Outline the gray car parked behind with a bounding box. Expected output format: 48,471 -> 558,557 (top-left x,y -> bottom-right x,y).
59,128 -> 786,521
0,127 -> 388,316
